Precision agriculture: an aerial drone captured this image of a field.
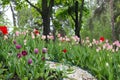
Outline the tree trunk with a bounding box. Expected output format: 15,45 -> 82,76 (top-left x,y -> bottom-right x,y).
75,1 -> 79,37
42,0 -> 54,42
115,23 -> 120,40
42,13 -> 50,36
110,0 -> 116,42
42,0 -> 50,36
10,3 -> 16,27
26,0 -> 54,41
79,0 -> 84,44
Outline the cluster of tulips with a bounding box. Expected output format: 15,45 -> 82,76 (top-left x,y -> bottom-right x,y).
1,26 -> 120,80
82,36 -> 120,53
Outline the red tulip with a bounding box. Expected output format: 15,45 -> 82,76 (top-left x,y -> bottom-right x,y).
100,37 -> 105,42
0,26 -> 8,35
62,49 -> 67,53
34,30 -> 40,35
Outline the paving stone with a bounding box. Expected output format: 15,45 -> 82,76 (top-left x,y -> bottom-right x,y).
46,61 -> 97,80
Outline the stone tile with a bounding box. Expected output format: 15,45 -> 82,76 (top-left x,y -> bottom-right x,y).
46,61 -> 97,80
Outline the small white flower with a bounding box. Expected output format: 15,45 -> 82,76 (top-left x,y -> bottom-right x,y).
106,62 -> 109,67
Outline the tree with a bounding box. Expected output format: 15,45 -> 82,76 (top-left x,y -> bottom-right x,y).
0,2 -> 10,26
10,2 -> 17,27
110,0 -> 116,41
68,0 -> 85,44
114,0 -> 120,40
1,0 -> 54,39
78,0 -> 84,44
25,0 -> 54,39
54,0 -> 87,44
88,0 -> 120,41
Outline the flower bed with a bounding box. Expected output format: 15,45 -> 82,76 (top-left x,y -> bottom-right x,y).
0,30 -> 120,80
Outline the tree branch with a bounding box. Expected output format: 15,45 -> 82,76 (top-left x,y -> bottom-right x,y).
10,2 -> 16,26
79,0 -> 84,31
25,0 -> 42,14
70,14 -> 76,22
48,0 -> 54,12
48,0 -> 54,18
68,6 -> 75,22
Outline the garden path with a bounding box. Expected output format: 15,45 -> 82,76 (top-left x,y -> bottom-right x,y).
46,61 -> 97,80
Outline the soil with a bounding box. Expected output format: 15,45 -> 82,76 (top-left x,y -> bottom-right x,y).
9,74 -> 20,80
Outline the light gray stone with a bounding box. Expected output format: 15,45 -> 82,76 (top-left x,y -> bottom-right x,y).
46,61 -> 97,80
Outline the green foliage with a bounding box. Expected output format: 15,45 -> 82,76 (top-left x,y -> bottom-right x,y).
0,33 -> 64,80
0,0 -> 119,41
55,7 -> 69,19
1,0 -> 10,5
116,15 -> 120,22
36,0 -> 42,10
1,28 -> 120,80
17,8 -> 32,27
15,1 -> 28,10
